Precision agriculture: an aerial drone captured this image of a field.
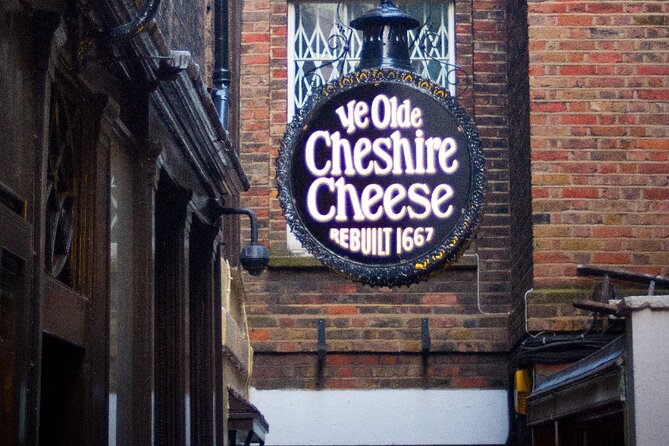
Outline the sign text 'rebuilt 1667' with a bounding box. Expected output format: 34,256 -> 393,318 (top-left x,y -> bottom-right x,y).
277,69 -> 485,287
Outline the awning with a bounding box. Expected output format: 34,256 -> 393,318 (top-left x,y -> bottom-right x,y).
527,336 -> 625,426
228,388 -> 269,446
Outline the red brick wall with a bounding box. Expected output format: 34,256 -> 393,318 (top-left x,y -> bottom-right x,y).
529,1 -> 669,283
239,0 -> 273,246
252,352 -> 508,390
527,1 -> 669,329
246,268 -> 510,354
239,0 -> 517,390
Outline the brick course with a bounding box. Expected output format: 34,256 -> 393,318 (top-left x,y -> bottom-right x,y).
252,352 -> 508,389
246,268 -> 510,354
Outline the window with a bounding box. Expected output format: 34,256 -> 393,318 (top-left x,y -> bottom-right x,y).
286,1 -> 456,253
288,1 -> 456,120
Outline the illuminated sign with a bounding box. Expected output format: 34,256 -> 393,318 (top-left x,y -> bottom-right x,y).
277,68 -> 485,287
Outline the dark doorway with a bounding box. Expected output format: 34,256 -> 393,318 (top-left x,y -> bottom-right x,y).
38,334 -> 85,446
154,174 -> 190,446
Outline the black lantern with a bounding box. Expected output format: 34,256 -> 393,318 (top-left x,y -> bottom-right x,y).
350,0 -> 420,71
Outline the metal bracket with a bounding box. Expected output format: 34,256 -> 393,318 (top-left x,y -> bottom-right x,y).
219,208 -> 269,276
421,318 -> 431,353
574,264 -> 669,320
98,0 -> 162,42
316,319 -> 326,388
421,318 -> 430,385
592,274 -> 615,302
648,280 -> 656,297
157,50 -> 192,82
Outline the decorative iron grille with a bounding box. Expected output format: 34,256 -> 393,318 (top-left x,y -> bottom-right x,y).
288,1 -> 456,119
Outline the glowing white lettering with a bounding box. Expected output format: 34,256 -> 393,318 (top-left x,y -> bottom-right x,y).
307,177 -> 336,222
305,179 -> 458,224
431,184 -> 454,218
300,92 -> 465,247
305,131 -> 332,176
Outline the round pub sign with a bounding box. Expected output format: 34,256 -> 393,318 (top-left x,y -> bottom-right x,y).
277,68 -> 485,287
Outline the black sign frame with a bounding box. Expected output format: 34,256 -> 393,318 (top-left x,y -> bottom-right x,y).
277,68 -> 485,287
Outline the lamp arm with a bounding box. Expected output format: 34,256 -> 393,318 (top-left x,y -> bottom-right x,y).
220,207 -> 259,245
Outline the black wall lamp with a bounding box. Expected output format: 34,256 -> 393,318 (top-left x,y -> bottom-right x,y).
220,208 -> 270,276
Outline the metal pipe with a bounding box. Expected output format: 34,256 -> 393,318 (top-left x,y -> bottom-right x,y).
212,0 -> 231,130
316,319 -> 326,389
420,318 -> 431,353
220,207 -> 258,244
577,264 -> 669,287
472,253 -> 512,316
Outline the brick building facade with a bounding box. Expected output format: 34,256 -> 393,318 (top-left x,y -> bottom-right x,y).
1,0 -> 666,445
238,1 -> 668,445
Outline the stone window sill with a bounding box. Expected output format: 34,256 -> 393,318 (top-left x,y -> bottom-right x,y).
267,251 -> 478,270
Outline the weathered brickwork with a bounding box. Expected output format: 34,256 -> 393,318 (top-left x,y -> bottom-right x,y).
239,0 -> 518,390
469,0 -> 514,319
246,267 -> 510,354
528,1 -> 669,291
239,0 -> 273,247
252,352 -> 508,389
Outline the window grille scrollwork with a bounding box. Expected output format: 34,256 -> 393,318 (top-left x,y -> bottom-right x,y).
290,1 -> 463,119
45,87 -> 77,282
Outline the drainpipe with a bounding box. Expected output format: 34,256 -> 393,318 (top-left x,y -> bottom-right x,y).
212,0 -> 231,130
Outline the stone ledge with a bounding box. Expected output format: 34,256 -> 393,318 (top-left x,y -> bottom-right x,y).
268,254 -> 328,269
619,295 -> 669,313
268,252 -> 479,270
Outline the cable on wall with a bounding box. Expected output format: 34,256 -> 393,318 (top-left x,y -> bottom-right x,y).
469,252 -> 512,316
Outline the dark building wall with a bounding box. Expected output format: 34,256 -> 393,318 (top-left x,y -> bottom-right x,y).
506,0 -> 534,345
1,2 -> 254,445
239,0 -> 520,391
1,13 -> 113,440
526,0 -> 669,331
157,0 -> 213,83
0,11 -> 43,445
0,12 -> 42,213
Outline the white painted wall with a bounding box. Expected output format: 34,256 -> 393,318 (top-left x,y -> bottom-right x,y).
250,388 -> 509,445
625,296 -> 669,446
